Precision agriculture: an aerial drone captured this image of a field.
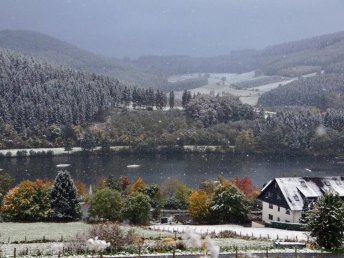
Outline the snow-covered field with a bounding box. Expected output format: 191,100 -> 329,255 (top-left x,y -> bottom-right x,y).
150,224 -> 310,242
173,72 -> 296,106
0,222 -> 91,242
0,222 -> 322,257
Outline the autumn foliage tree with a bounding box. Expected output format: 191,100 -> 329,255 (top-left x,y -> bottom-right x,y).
128,178 -> 146,194
188,191 -> 211,224
1,179 -> 52,221
190,176 -> 258,224
230,177 -> 259,199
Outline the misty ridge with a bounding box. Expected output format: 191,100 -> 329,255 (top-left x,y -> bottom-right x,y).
2,29 -> 344,88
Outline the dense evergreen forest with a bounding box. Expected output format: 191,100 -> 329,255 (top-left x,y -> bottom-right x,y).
0,49 -> 167,148
258,75 -> 344,109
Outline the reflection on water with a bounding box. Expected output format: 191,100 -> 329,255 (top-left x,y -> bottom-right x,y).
0,154 -> 341,188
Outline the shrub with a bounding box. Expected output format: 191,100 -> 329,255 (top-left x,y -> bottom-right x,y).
121,193 -> 151,225
89,188 -> 122,221
46,150 -> 53,156
88,223 -> 124,252
16,150 -> 27,157
269,221 -> 305,231
87,223 -> 142,252
210,185 -> 250,224
163,197 -> 184,210
307,192 -> 344,249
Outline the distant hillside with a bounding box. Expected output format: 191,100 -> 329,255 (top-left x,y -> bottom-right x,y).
0,48 -> 129,133
258,74 -> 344,110
0,30 -> 166,88
134,31 -> 344,77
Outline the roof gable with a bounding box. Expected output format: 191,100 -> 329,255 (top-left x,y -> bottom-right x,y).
259,176 -> 344,211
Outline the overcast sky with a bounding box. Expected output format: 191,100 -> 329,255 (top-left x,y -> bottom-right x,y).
1,0 -> 344,58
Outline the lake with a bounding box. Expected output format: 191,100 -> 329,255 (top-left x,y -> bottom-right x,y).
0,154 -> 343,188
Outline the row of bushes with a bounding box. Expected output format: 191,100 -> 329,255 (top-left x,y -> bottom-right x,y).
268,221 -> 306,231
0,150 -> 54,158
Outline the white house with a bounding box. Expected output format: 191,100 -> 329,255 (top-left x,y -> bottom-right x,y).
258,176 -> 344,224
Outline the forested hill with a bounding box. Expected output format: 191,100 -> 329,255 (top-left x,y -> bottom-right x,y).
0,48 -> 129,132
258,75 -> 344,110
134,31 -> 344,77
0,30 -> 166,88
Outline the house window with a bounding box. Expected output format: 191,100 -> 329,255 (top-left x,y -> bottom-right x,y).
269,203 -> 273,209
285,220 -> 290,223
268,214 -> 273,220
277,217 -> 280,221
278,206 -> 280,211
277,193 -> 281,200
286,209 -> 290,215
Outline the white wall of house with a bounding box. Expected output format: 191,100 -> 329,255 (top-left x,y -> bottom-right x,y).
262,201 -> 301,223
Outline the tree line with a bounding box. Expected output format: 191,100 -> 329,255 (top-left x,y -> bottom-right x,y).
0,171 -> 258,225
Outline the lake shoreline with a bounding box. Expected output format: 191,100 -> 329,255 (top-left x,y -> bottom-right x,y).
0,145 -> 335,162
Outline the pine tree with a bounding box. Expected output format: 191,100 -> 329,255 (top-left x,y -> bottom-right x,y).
169,91 -> 175,109
64,138 -> 73,153
50,171 -> 81,221
307,192 -> 344,249
182,90 -> 187,108
100,138 -> 111,154
182,90 -> 192,108
299,198 -> 311,224
80,131 -> 96,152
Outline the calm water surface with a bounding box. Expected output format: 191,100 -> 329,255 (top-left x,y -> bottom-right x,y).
0,154 -> 343,188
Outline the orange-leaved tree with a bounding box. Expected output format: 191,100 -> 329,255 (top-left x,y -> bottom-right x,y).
1,179 -> 52,221
231,177 -> 259,199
